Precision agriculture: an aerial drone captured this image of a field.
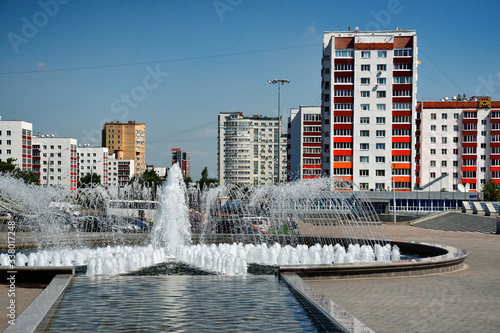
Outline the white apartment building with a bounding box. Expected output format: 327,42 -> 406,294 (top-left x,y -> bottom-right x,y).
107,153 -> 135,187
77,146 -> 109,187
218,112 -> 287,186
321,30 -> 417,191
0,118 -> 33,171
32,136 -> 78,190
417,97 -> 500,192
288,106 -> 322,180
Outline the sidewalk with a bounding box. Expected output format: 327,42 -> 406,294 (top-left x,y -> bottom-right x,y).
0,283 -> 47,332
307,224 -> 500,333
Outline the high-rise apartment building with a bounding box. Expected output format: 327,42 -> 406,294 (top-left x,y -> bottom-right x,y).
32,136 -> 78,190
417,97 -> 500,192
102,121 -> 145,175
107,153 -> 135,187
0,119 -> 33,172
288,106 -> 322,180
171,148 -> 190,178
77,146 -> 109,187
218,112 -> 286,186
321,30 -> 417,191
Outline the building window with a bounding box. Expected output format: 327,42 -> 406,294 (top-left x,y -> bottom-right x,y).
377,64 -> 386,71
377,91 -> 386,98
361,65 -> 370,71
442,113 -> 447,120
360,169 -> 369,176
360,143 -> 369,150
394,49 -> 413,57
6,131 -> 11,136
454,113 -> 459,119
430,149 -> 436,155
393,77 -> 412,84
360,156 -> 369,163
335,50 -> 354,57
360,130 -> 370,137
376,104 -> 386,111
430,161 -> 436,167
361,51 -> 370,58
442,137 -> 447,143
376,170 -> 385,176
359,183 -> 369,190
360,104 -> 370,111
361,78 -> 370,85
442,161 -> 447,167
334,90 -> 353,97
360,117 -> 370,124
377,78 -> 386,85
376,130 -> 385,137
376,156 -> 385,163
361,91 -> 370,97
431,137 -> 436,143
442,149 -> 447,154
430,172 -> 436,178
378,51 -> 387,58
376,143 -> 385,150
376,117 -> 385,124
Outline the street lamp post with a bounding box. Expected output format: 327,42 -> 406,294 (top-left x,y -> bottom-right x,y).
268,79 -> 289,183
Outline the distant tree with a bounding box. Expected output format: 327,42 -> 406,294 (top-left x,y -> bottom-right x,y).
129,169 -> 164,199
201,167 -> 208,180
78,172 -> 101,188
0,158 -> 38,185
184,176 -> 193,187
482,179 -> 500,201
198,167 -> 218,190
0,158 -> 16,173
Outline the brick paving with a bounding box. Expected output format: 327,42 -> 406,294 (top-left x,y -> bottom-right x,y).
307,223 -> 500,333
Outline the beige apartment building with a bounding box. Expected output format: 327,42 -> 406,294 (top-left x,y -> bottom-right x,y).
102,121 -> 146,174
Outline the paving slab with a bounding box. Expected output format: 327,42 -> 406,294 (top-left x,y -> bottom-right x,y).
0,283 -> 46,332
307,223 -> 500,333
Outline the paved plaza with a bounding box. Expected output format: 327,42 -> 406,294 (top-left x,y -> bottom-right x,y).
308,221 -> 500,332
1,214 -> 499,332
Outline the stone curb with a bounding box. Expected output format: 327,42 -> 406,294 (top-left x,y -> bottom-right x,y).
3,271 -> 73,333
280,272 -> 373,333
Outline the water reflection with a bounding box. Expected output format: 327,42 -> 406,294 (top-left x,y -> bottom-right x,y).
47,275 -> 324,332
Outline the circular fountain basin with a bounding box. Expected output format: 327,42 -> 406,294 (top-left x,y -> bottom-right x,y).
278,239 -> 467,279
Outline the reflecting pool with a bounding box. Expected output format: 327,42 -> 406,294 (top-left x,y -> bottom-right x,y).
46,275 -> 330,332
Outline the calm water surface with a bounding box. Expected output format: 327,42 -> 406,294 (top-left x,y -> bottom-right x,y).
47,275 -> 324,332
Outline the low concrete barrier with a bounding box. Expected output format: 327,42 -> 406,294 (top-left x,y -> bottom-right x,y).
279,241 -> 467,279
4,270 -> 73,333
280,272 -> 373,333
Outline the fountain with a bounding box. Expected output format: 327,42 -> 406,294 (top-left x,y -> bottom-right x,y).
1,164 -> 405,276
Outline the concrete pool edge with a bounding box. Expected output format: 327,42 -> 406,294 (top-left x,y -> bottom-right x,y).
3,268 -> 74,333
279,272 -> 374,333
278,241 -> 467,279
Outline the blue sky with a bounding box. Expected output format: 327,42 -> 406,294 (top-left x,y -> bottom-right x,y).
1,0 -> 499,179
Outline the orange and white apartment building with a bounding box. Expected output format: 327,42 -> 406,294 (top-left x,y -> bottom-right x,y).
32,136 -> 78,190
417,97 -> 500,192
320,29 -> 418,191
288,106 -> 322,180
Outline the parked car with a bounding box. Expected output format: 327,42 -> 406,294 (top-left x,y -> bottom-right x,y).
240,217 -> 270,234
0,211 -> 12,221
